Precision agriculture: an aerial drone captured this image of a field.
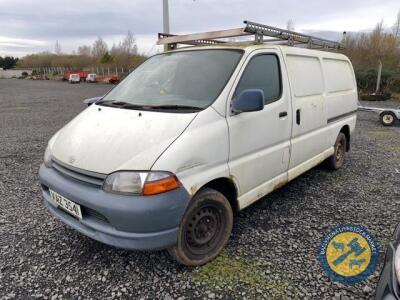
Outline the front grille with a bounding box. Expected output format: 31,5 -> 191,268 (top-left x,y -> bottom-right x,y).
51,159 -> 105,187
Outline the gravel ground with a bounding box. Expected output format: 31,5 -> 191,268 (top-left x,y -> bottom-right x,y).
0,79 -> 399,300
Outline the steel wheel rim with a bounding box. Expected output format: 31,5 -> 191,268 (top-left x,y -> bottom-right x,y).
183,204 -> 224,256
383,114 -> 394,124
336,140 -> 344,162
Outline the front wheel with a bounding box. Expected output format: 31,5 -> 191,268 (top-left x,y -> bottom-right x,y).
380,111 -> 396,126
168,188 -> 233,266
326,132 -> 347,170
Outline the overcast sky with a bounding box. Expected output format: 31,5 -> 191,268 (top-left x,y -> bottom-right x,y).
0,0 -> 399,57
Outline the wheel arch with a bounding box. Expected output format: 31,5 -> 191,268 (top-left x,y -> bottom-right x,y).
339,125 -> 351,151
199,177 -> 239,213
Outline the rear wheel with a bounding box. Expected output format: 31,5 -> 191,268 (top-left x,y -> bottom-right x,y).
326,132 -> 347,170
380,112 -> 396,126
168,188 -> 233,266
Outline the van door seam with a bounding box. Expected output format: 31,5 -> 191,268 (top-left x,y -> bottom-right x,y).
279,47 -> 294,172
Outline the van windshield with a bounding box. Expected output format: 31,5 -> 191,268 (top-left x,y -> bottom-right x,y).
100,49 -> 243,111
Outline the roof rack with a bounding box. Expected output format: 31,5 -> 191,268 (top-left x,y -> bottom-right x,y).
157,20 -> 345,51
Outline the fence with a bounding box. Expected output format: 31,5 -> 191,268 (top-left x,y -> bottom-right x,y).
32,66 -> 134,77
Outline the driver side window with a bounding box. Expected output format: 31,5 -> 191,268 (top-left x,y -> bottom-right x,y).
234,54 -> 282,104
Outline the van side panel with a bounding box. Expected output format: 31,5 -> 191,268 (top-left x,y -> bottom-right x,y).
322,57 -> 358,151
282,47 -> 357,182
322,58 -> 358,123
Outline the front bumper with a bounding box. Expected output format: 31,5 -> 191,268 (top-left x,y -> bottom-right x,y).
375,225 -> 400,300
38,164 -> 191,250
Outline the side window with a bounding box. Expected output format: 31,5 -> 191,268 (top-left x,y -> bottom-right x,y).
234,54 -> 281,104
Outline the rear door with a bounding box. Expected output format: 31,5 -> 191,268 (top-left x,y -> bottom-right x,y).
227,49 -> 292,209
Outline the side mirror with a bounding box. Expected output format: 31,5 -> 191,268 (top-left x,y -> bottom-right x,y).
232,89 -> 264,114
83,96 -> 103,106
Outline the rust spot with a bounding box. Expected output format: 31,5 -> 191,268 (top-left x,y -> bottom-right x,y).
190,185 -> 197,195
273,179 -> 288,191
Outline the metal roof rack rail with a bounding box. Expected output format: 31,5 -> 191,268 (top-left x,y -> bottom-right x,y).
157,20 -> 345,51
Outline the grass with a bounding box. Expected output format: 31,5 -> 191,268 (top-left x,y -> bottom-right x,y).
194,252 -> 288,298
382,145 -> 400,152
368,131 -> 399,138
391,93 -> 400,101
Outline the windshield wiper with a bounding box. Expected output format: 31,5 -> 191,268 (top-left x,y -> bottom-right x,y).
96,101 -> 202,111
149,104 -> 202,111
97,100 -> 148,110
96,100 -> 127,106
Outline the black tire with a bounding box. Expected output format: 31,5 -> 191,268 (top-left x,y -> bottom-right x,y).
380,111 -> 396,126
326,132 -> 347,170
168,188 -> 233,266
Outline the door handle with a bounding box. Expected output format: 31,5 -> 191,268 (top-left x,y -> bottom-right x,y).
279,111 -> 287,118
296,109 -> 301,125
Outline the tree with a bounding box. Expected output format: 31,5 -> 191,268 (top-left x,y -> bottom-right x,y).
17,32 -> 146,70
120,30 -> 138,55
286,19 -> 295,31
342,19 -> 400,93
0,56 -> 19,69
77,45 -> 91,56
110,31 -> 139,67
54,40 -> 62,55
100,52 -> 113,64
92,37 -> 108,57
393,10 -> 400,37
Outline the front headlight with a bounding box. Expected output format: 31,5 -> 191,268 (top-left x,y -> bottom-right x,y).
44,145 -> 52,168
103,171 -> 181,196
395,244 -> 400,284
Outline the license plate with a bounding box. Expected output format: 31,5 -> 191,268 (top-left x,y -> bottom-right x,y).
49,189 -> 82,219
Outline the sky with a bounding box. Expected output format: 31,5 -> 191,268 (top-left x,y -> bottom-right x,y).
0,0 -> 399,57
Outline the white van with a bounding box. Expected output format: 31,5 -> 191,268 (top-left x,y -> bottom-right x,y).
39,25 -> 357,266
85,73 -> 96,83
68,74 -> 80,84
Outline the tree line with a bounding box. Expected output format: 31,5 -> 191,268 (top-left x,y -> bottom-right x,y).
342,12 -> 400,94
0,56 -> 19,69
13,17 -> 400,95
18,31 -> 146,71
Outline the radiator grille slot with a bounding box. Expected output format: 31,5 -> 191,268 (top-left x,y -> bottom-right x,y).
51,159 -> 105,187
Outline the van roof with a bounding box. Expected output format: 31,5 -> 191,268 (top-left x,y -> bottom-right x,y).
165,44 -> 349,61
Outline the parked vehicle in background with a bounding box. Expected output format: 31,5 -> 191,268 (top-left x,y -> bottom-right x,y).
96,75 -> 120,84
38,22 -> 358,266
64,70 -> 89,81
85,74 -> 96,83
68,74 -> 80,84
375,224 -> 400,299
358,103 -> 400,126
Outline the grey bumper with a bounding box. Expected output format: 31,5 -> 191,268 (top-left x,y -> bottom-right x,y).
38,165 -> 191,250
